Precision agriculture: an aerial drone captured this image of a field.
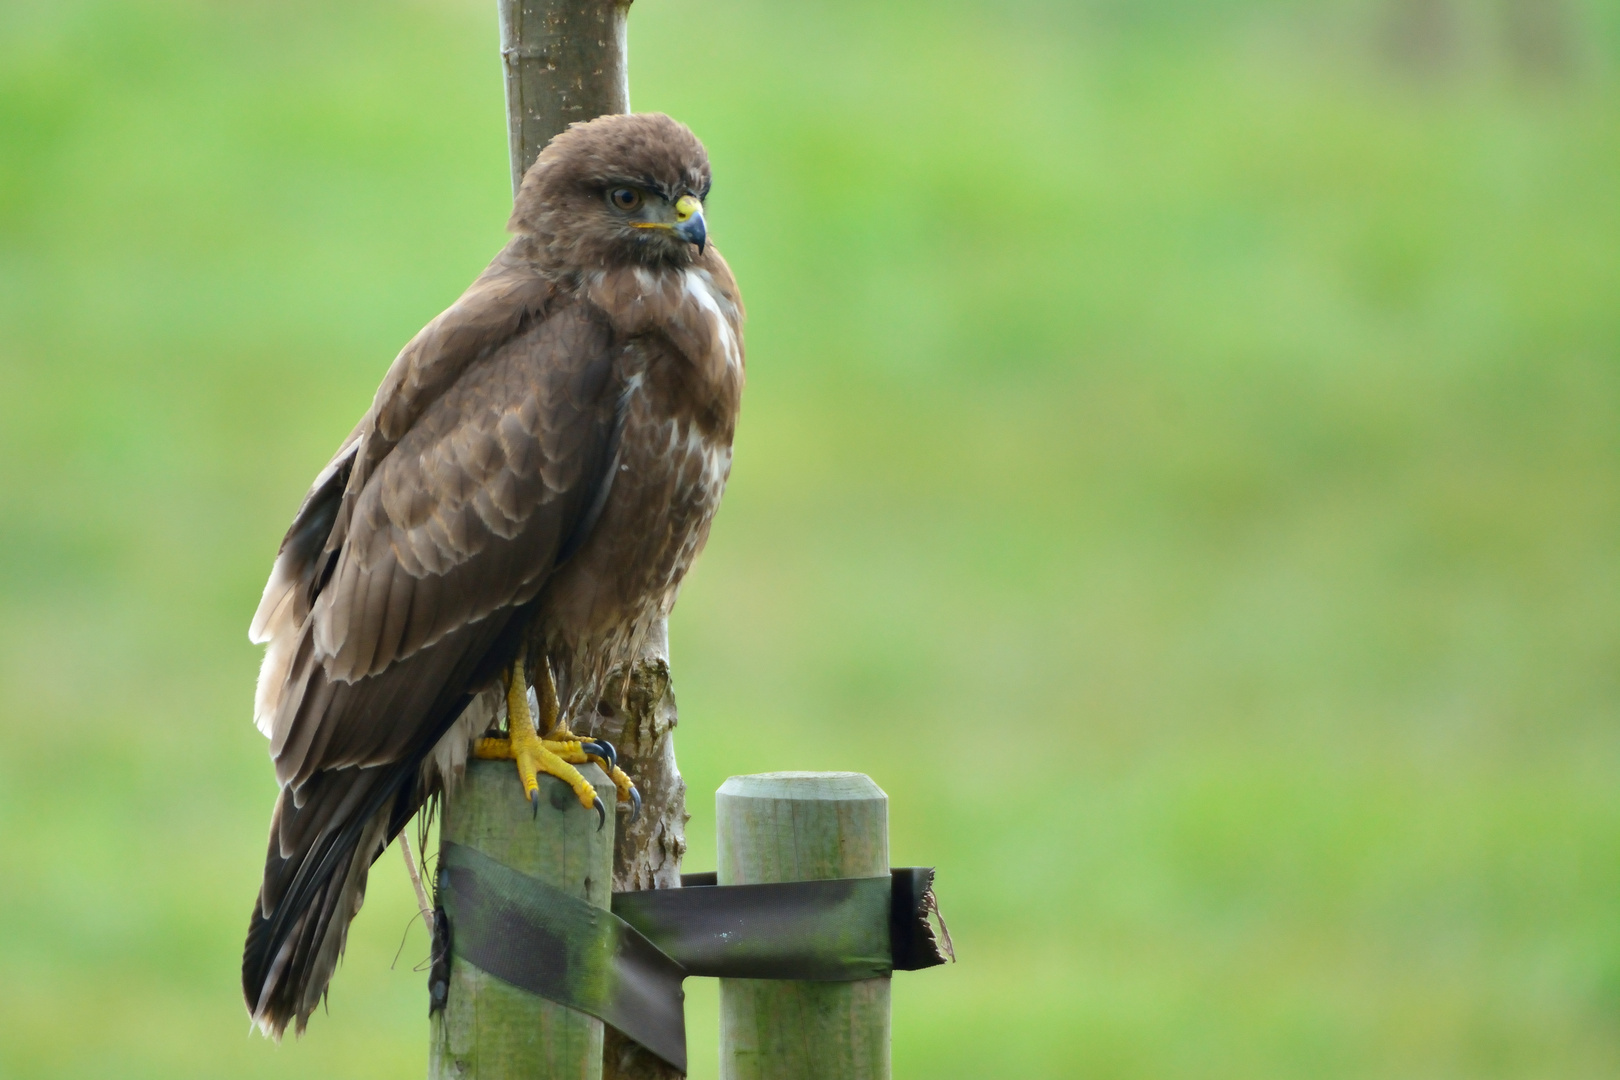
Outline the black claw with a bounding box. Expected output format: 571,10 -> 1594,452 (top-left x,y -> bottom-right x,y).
628,785 -> 642,825
583,738 -> 617,772
530,787 -> 541,820
592,796 -> 607,832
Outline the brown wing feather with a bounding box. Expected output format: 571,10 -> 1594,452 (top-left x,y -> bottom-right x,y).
244,253 -> 621,1036
265,301 -> 617,786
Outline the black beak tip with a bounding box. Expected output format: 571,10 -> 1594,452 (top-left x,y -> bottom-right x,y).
677,215 -> 707,254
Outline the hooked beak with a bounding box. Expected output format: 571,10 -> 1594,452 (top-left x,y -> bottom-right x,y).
673,194 -> 707,253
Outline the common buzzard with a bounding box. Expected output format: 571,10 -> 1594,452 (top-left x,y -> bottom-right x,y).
242,112 -> 744,1037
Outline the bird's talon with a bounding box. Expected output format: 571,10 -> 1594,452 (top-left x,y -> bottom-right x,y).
488,655 -> 628,830
628,785 -> 642,824
582,738 -> 617,772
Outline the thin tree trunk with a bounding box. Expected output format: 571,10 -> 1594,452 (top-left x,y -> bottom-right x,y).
498,0 -> 632,197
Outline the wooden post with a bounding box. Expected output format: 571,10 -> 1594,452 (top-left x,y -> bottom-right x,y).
717,773 -> 891,1080
437,6 -> 689,1078
430,760 -> 617,1078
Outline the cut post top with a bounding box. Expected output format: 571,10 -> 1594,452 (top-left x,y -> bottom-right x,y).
717,771 -> 887,802
717,772 -> 888,886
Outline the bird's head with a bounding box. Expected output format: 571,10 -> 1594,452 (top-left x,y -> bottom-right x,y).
512,112 -> 713,274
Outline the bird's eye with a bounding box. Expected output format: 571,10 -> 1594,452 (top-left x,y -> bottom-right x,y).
609,188 -> 642,211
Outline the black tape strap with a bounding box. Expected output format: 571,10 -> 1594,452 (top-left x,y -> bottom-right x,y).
435,842 -> 951,1074
436,842 -> 688,1071
618,869 -> 949,978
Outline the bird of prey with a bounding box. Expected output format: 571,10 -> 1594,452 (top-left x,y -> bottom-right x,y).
241,112 -> 744,1037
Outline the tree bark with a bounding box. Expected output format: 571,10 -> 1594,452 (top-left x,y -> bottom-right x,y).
498,0 -> 632,197
586,625 -> 690,1080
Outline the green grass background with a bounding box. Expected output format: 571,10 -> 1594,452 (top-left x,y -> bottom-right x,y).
3,0 -> 1620,1075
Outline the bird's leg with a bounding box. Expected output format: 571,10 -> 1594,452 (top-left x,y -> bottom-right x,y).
531,663 -> 642,824
473,647 -> 607,829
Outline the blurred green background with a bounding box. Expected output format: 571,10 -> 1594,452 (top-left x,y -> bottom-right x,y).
3,0 -> 1620,1075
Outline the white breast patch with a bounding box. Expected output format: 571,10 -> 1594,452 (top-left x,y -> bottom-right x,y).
683,268 -> 742,373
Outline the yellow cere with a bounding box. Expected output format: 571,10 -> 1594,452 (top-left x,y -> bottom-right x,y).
675,194 -> 701,222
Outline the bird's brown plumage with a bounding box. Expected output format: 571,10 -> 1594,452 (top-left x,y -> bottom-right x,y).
242,113 -> 743,1036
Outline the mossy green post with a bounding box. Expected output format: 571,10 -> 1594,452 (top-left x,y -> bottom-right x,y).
430,759 -> 617,1079
717,772 -> 891,1080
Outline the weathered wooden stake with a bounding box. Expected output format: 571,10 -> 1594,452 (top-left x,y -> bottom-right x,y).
717,773 -> 891,1080
430,760 -> 617,1078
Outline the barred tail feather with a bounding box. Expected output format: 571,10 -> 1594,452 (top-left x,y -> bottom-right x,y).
243,765 -> 412,1037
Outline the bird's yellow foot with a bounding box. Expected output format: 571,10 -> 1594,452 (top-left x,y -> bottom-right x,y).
473,651 -> 607,829
541,723 -> 642,825
610,762 -> 642,824
565,731 -> 641,825
473,731 -> 609,828
471,650 -> 641,828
